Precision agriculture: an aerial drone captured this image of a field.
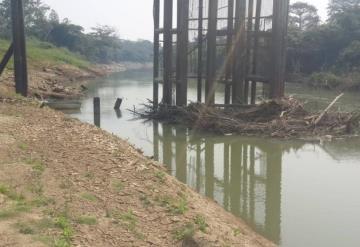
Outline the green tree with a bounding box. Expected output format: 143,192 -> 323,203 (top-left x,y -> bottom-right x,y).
289,2 -> 320,31
328,0 -> 360,17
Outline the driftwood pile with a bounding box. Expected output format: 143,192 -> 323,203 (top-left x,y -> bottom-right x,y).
132,96 -> 360,138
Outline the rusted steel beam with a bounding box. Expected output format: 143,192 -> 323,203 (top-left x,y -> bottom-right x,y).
270,0 -> 289,98
224,0 -> 234,105
205,0 -> 218,104
163,0 -> 174,105
11,0 -> 28,97
0,43 -> 14,77
153,0 -> 160,109
197,0 -> 204,103
176,0 -> 189,106
232,0 -> 247,104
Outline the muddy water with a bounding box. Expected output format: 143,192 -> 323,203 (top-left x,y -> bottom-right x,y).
68,69 -> 360,247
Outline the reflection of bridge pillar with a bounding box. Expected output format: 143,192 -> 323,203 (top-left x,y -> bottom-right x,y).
265,150 -> 282,244
162,125 -> 172,168
153,121 -> 159,161
223,143 -> 230,210
230,142 -> 242,215
205,141 -> 214,199
242,145 -> 248,216
175,128 -> 187,183
249,146 -> 256,222
196,143 -> 202,192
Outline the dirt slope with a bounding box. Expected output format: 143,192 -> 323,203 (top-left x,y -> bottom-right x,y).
0,98 -> 275,247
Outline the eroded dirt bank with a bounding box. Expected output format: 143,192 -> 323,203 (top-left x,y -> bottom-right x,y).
0,62 -> 152,100
0,98 -> 274,247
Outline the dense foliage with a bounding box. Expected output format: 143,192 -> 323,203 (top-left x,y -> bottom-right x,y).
287,0 -> 360,89
0,0 -> 153,64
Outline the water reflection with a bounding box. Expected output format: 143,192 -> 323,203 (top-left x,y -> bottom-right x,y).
70,70 -> 360,247
153,124 -> 308,244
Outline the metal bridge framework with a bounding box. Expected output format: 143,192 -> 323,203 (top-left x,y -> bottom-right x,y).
153,0 -> 290,107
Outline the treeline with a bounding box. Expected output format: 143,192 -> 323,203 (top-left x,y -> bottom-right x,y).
0,0 -> 153,64
287,0 -> 360,89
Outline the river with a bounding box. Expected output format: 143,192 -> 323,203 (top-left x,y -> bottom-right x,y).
68,69 -> 360,247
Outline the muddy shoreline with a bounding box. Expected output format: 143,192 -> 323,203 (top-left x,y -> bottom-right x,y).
0,99 -> 274,246
0,62 -> 152,100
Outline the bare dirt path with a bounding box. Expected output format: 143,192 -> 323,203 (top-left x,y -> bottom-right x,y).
0,99 -> 275,247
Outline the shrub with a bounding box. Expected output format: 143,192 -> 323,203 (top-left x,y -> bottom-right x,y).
307,72 -> 343,89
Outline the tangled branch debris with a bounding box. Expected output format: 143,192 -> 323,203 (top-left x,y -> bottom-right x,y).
131,97 -> 360,138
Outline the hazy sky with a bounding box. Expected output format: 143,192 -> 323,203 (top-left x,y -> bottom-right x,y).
42,0 -> 330,41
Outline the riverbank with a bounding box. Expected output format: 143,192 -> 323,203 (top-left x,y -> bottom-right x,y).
0,62 -> 151,100
0,97 -> 274,247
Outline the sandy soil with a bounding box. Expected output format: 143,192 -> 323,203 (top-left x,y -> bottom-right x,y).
0,97 -> 275,247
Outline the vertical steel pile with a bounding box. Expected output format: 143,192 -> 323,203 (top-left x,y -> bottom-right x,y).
0,0 -> 28,97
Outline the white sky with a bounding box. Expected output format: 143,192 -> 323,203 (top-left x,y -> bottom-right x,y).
42,0 -> 329,41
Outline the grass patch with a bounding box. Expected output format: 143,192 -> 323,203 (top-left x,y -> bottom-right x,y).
25,158 -> 45,174
0,209 -> 18,219
233,228 -> 242,237
174,223 -> 196,241
155,171 -> 166,183
18,143 -> 29,150
112,180 -> 124,192
0,201 -> 31,220
0,38 -> 90,70
118,210 -> 137,231
55,216 -> 73,246
115,210 -> 144,240
84,172 -> 94,179
0,184 -> 25,201
31,196 -> 55,207
14,222 -> 35,235
139,195 -> 151,207
76,216 -> 97,225
157,196 -> 188,215
80,193 -> 98,202
194,215 -> 208,233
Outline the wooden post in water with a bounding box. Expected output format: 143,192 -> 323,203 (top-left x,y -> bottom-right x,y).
197,0 -> 204,103
176,0 -> 189,106
270,0 -> 289,98
93,97 -> 101,127
153,0 -> 160,108
163,0 -> 174,105
11,0 -> 28,97
205,0 -> 218,104
114,98 -> 123,109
